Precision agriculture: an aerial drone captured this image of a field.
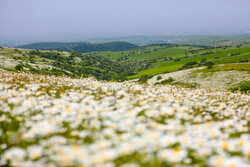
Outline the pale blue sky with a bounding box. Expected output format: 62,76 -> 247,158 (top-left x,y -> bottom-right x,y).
1,0 -> 250,42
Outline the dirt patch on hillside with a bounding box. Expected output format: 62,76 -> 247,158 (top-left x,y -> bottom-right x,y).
149,66 -> 250,90
0,55 -> 19,69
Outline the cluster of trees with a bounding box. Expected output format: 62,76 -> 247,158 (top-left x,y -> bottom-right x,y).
68,42 -> 138,53
155,77 -> 175,85
138,74 -> 150,84
30,50 -> 61,59
198,52 -> 214,56
179,59 -> 215,70
26,50 -> 151,81
15,63 -> 67,76
180,61 -> 198,70
198,58 -> 214,66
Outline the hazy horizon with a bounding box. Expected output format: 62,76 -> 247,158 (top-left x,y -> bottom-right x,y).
1,0 -> 250,43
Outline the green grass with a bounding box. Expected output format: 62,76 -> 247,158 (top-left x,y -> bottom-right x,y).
191,63 -> 250,74
129,46 -> 188,60
96,50 -> 131,60
128,64 -> 183,79
213,53 -> 250,64
127,45 -> 250,79
96,46 -> 191,61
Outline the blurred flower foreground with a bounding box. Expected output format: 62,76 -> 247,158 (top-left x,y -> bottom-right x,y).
0,71 -> 249,167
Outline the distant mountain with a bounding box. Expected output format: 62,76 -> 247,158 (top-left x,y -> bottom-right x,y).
17,41 -> 139,53
17,42 -> 88,50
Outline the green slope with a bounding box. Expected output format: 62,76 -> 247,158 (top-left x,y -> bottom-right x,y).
127,45 -> 250,79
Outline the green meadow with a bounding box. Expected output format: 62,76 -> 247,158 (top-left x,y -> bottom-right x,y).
128,47 -> 250,79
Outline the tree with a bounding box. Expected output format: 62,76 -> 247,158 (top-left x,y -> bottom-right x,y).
207,64 -> 213,69
157,76 -> 162,80
138,74 -> 150,84
15,64 -> 23,71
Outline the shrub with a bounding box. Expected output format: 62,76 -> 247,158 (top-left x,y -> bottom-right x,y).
205,61 -> 214,69
198,58 -> 207,66
138,74 -> 150,84
207,64 -> 213,69
240,59 -> 248,63
159,77 -> 175,84
174,58 -> 181,62
156,76 -> 162,80
29,59 -> 35,64
182,61 -> 198,69
15,64 -> 24,71
204,61 -> 214,66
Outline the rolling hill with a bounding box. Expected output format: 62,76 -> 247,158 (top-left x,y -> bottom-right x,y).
17,41 -> 139,53
0,47 -> 151,81
16,42 -> 88,50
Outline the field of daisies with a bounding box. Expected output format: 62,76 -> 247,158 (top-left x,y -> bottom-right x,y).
0,71 -> 249,167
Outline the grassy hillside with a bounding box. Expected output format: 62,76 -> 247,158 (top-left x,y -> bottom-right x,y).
0,47 -> 151,81
95,44 -> 182,60
126,44 -> 250,79
122,46 -> 187,60
148,63 -> 250,91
